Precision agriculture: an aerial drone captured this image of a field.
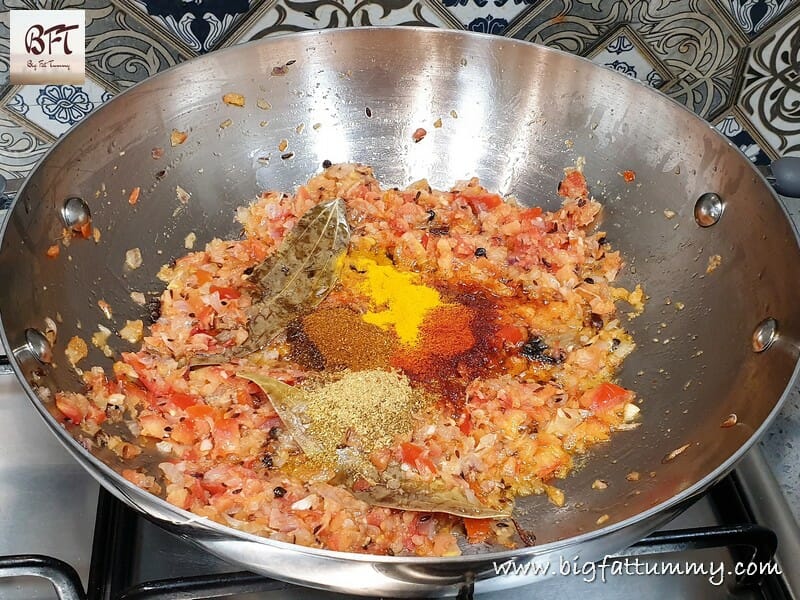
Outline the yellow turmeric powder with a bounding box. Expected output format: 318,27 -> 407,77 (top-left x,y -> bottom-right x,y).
339,252 -> 441,345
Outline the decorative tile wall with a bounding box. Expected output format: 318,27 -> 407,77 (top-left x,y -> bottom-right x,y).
0,0 -> 798,178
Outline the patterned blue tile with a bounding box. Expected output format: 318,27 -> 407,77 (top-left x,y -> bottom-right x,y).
466,13 -> 509,34
590,29 -> 669,88
124,0 -> 256,52
438,0 -> 537,33
719,0 -> 795,37
11,79 -> 114,137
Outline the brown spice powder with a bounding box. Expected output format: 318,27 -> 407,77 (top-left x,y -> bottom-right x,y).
300,307 -> 396,370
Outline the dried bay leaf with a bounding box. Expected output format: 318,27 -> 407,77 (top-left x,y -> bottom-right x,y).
239,370 -> 512,519
244,198 -> 349,352
354,484 -> 513,519
192,198 -> 350,365
236,372 -> 324,456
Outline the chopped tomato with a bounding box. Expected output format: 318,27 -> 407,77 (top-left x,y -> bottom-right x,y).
558,170 -> 589,200
520,206 -> 543,221
200,480 -> 227,496
296,186 -> 312,203
458,412 -> 472,435
55,394 -> 88,423
209,285 -> 240,300
170,420 -> 196,445
461,193 -> 502,214
194,269 -> 213,285
46,245 -> 60,258
124,355 -> 170,396
369,448 -> 392,471
139,414 -> 169,438
400,442 -> 437,473
496,325 -> 526,345
87,404 -> 107,425
122,381 -> 156,409
195,305 -> 215,331
463,518 -> 492,543
186,404 -> 216,420
170,392 -> 197,409
213,418 -> 240,453
79,222 -> 93,239
621,170 -> 636,183
352,478 -> 372,492
590,382 -> 629,410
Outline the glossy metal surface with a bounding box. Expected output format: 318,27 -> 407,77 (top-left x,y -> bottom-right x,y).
1,28 -> 800,596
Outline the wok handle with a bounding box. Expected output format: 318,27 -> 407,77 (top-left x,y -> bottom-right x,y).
761,157 -> 800,198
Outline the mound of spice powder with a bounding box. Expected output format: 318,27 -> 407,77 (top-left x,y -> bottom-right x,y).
302,369 -> 428,458
339,253 -> 442,344
292,307 -> 396,370
391,291 -> 501,405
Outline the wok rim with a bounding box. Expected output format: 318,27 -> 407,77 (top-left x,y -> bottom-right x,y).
1,25 -> 799,568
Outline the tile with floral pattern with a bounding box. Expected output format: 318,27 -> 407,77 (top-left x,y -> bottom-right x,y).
10,78 -> 113,137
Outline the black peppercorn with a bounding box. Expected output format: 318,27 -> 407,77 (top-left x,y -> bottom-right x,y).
273,486 -> 287,498
322,159 -> 332,169
261,454 -> 273,468
426,209 -> 436,221
474,247 -> 487,258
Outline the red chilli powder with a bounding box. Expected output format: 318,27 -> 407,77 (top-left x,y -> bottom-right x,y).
391,290 -> 500,407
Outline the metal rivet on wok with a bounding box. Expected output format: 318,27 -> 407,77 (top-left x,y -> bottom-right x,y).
61,197 -> 91,230
22,329 -> 53,364
694,193 -> 723,227
752,318 -> 778,353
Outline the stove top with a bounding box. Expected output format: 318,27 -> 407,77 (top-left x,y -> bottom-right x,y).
0,370 -> 798,600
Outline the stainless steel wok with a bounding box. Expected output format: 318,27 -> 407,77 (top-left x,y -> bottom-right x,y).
1,27 -> 799,597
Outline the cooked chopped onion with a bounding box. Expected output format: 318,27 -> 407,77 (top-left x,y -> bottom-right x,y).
120,320 -> 144,343
156,441 -> 173,454
130,291 -> 146,306
662,443 -> 691,463
107,393 -> 125,406
623,402 -> 640,422
545,407 -> 584,436
44,317 -> 58,345
125,248 -> 143,270
291,495 -> 317,511
65,335 -> 88,366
